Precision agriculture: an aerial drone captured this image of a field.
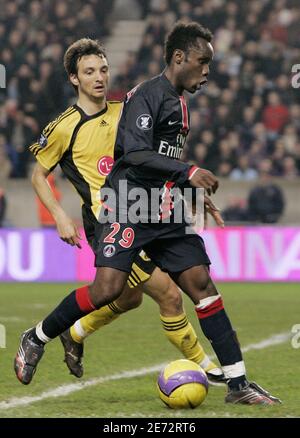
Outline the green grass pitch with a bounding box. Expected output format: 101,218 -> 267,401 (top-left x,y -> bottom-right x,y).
0,282 -> 299,418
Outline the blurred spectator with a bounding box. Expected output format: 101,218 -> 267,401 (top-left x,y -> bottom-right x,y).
281,124 -> 298,155
272,139 -> 286,175
222,196 -> 248,222
5,110 -> 38,177
217,160 -> 232,178
262,92 -> 289,136
0,134 -> 12,183
223,159 -> 285,223
230,156 -> 258,181
192,142 -> 208,168
289,104 -> 300,131
282,156 -> 299,179
217,138 -> 237,171
136,0 -> 152,19
247,159 -> 285,223
36,174 -> 61,228
0,188 -> 7,227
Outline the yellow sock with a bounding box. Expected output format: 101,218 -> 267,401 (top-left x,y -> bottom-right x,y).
160,313 -> 219,373
70,301 -> 124,343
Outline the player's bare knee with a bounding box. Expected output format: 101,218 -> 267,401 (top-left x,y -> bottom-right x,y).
159,284 -> 183,315
89,276 -> 124,309
202,278 -> 219,297
119,289 -> 143,310
89,283 -> 118,308
191,272 -> 218,304
114,283 -> 143,311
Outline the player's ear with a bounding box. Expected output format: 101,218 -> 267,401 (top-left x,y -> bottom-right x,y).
69,74 -> 79,87
173,49 -> 184,65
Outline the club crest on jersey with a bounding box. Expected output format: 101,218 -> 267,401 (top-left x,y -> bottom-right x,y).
103,244 -> 116,257
97,156 -> 114,176
136,114 -> 153,130
38,133 -> 48,148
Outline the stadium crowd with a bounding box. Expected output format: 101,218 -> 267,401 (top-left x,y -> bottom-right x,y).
0,0 -> 299,181
0,0 -> 115,177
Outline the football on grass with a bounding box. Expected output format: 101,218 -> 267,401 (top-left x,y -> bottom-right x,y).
157,359 -> 208,409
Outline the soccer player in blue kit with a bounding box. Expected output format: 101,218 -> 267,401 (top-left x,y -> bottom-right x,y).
15,22 -> 280,405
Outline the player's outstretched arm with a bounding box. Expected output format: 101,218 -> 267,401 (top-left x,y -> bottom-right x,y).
31,163 -> 82,248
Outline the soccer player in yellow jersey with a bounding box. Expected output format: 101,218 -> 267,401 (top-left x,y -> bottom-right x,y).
23,38 -> 224,384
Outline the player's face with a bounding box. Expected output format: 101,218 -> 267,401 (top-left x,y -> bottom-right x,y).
72,54 -> 110,100
180,39 -> 213,94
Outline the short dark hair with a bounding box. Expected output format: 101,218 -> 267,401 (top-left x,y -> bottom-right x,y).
165,22 -> 213,65
64,38 -> 107,76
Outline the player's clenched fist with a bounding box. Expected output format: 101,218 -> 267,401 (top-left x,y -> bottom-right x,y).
188,166 -> 219,195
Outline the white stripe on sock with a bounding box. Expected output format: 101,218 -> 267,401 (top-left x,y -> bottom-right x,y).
199,355 -> 211,370
222,361 -> 246,379
35,321 -> 52,343
196,294 -> 222,310
74,319 -> 87,338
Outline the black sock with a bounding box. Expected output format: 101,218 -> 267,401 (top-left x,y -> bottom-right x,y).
198,307 -> 243,363
37,286 -> 95,340
197,302 -> 248,390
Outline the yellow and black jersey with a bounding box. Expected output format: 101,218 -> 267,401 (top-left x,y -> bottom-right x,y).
29,102 -> 122,241
29,101 -> 156,286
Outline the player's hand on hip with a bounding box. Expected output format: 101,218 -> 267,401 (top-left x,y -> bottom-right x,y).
189,166 -> 219,195
204,195 -> 225,228
55,212 -> 82,249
